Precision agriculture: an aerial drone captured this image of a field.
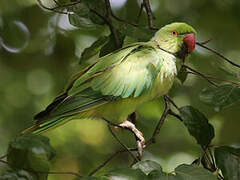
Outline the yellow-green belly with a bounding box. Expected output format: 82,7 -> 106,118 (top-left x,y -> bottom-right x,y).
86,72 -> 175,123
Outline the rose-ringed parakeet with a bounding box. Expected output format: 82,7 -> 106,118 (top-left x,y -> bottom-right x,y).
23,22 -> 196,157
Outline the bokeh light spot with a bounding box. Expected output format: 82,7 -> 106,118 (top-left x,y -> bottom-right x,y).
27,69 -> 53,95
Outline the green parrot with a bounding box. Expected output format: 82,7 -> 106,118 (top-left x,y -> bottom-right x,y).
23,22 -> 196,156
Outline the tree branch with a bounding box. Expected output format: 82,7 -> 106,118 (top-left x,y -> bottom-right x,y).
107,124 -> 139,162
146,96 -> 170,145
196,41 -> 240,69
104,0 -> 121,48
183,65 -> 219,87
136,3 -> 144,23
89,95 -> 181,175
142,0 -> 158,30
184,65 -> 240,86
0,153 -> 7,160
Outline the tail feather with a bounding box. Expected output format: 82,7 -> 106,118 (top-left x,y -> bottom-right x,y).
34,92 -> 68,121
22,116 -> 71,134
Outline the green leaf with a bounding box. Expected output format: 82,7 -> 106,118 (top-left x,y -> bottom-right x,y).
99,32 -> 125,57
114,22 -> 155,42
82,0 -> 106,25
179,106 -> 214,147
148,170 -> 178,180
0,169 -> 37,180
122,36 -> 138,47
215,146 -> 240,180
107,168 -> 148,180
175,164 -> 218,180
80,36 -> 109,63
7,134 -> 55,180
199,84 -> 240,110
177,66 -> 188,84
132,160 -> 162,175
73,177 -> 109,180
68,13 -> 98,29
68,3 -> 101,29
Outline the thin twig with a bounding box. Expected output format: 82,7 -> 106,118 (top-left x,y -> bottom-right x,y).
199,39 -> 212,45
143,0 -> 158,30
0,159 -> 83,178
104,0 -> 120,48
146,95 -> 170,145
165,95 -> 180,110
111,13 -> 138,27
136,3 -> 144,23
168,109 -> 183,122
90,96 -> 174,175
107,124 -> 139,162
183,65 -> 219,87
196,42 -> 240,69
185,65 -> 240,86
88,147 -> 137,176
0,154 -> 7,159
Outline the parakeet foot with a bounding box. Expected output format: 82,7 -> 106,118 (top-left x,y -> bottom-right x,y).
119,120 -> 145,159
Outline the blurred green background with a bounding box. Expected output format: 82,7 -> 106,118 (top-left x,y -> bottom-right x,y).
0,0 -> 240,179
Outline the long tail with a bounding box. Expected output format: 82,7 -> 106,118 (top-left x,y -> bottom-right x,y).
22,116 -> 71,134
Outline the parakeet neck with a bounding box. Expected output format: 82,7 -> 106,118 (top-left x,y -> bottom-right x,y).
150,40 -> 183,74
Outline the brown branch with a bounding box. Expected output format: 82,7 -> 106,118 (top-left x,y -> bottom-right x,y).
0,154 -> 7,159
146,95 -> 170,146
89,95 -> 179,175
184,65 -> 240,87
196,41 -> 240,69
143,0 -> 158,30
165,95 -> 180,110
0,159 -> 83,178
168,109 -> 183,122
88,147 -> 137,176
107,124 -> 139,162
111,13 -> 139,27
183,65 -> 219,87
136,3 -> 144,23
199,39 -> 212,45
104,0 -> 121,48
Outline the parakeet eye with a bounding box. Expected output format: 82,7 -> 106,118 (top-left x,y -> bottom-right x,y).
171,30 -> 178,36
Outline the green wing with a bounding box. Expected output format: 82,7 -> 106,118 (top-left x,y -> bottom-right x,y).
24,43 -> 163,134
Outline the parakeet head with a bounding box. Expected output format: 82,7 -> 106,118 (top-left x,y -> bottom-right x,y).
151,22 -> 197,59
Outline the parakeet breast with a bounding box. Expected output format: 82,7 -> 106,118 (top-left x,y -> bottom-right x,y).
149,50 -> 177,98
92,50 -> 178,123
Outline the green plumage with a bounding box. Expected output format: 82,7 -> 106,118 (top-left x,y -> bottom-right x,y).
23,22 -> 197,134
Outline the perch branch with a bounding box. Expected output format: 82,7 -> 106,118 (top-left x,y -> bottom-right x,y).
107,124 -> 139,162
89,95 -> 180,175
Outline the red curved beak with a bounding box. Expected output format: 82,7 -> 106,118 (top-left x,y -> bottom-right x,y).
183,33 -> 196,53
